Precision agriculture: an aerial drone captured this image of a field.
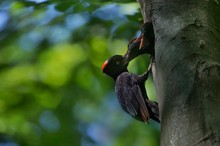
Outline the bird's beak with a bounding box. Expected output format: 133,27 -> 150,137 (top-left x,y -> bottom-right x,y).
123,57 -> 129,66
134,35 -> 144,50
134,34 -> 142,43
139,38 -> 144,50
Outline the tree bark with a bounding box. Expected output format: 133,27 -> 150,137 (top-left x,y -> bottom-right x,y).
137,0 -> 220,145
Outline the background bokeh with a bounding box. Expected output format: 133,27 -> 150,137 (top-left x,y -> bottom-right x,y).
0,0 -> 160,146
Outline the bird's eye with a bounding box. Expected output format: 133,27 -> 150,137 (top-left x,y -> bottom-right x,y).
116,61 -> 120,65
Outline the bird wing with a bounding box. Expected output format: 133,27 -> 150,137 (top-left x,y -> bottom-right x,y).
115,72 -> 150,122
130,84 -> 150,122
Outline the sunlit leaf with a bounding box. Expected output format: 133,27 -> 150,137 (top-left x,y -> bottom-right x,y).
37,43 -> 86,87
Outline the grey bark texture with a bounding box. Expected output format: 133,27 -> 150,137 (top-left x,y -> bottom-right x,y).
137,0 -> 220,146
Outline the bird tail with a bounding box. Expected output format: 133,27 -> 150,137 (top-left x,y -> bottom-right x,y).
146,100 -> 160,123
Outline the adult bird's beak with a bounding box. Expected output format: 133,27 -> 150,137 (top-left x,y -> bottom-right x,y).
123,57 -> 129,66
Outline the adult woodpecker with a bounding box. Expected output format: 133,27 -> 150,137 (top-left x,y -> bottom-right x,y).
102,55 -> 160,123
124,22 -> 155,64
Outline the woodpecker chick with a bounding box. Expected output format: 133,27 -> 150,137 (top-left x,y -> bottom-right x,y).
124,22 -> 155,64
135,22 -> 155,53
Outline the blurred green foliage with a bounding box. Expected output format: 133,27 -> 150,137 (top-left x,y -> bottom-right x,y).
0,0 -> 159,146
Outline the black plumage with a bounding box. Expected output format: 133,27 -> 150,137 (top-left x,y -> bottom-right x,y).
102,55 -> 160,123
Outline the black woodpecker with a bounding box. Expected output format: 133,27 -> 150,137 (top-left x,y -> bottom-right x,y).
102,55 -> 159,123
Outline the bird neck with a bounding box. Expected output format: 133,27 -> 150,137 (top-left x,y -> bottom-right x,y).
112,69 -> 128,81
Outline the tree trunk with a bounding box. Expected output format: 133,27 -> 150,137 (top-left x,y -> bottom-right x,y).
137,0 -> 220,145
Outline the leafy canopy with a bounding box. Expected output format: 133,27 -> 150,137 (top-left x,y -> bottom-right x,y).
0,0 -> 159,146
